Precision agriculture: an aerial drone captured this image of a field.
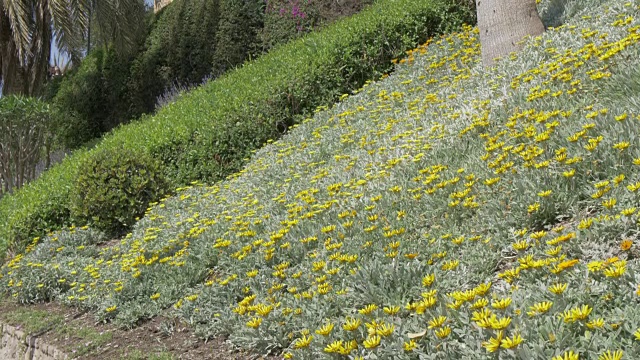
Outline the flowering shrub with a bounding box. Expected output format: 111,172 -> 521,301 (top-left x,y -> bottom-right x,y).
260,0 -> 316,50
3,0 -> 640,359
259,0 -> 375,50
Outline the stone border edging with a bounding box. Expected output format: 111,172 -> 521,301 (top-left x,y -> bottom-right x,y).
0,320 -> 69,360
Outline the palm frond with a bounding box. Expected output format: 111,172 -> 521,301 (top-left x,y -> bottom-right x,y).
48,0 -> 87,62
1,0 -> 32,64
2,0 -> 145,95
93,0 -> 144,54
27,0 -> 52,94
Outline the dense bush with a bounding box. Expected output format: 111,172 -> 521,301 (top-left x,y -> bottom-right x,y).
258,0 -> 375,51
211,0 -> 264,76
51,0 -> 389,145
0,0 -> 476,259
70,148 -> 169,236
259,0 -> 318,51
128,0 -> 224,114
51,47 -> 135,148
52,2 -> 216,147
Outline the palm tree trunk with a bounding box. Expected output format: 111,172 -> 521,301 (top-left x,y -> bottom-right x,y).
476,0 -> 545,66
25,0 -> 52,96
87,1 -> 92,53
1,9 -> 25,95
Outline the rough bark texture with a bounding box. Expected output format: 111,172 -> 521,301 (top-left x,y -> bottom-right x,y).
0,8 -> 26,95
476,0 -> 545,66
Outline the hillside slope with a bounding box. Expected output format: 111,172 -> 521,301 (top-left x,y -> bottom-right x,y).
3,0 -> 640,359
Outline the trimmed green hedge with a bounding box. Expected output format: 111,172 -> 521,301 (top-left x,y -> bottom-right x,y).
52,0 -> 381,147
0,0 -> 475,259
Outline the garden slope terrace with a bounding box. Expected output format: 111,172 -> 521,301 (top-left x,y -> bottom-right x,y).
0,0 -> 474,258
3,0 -> 640,358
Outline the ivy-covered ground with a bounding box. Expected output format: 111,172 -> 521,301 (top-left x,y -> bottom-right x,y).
3,0 -> 640,359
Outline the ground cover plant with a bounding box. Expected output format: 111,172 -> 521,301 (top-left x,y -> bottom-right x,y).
0,0 -> 473,258
3,0 -> 640,358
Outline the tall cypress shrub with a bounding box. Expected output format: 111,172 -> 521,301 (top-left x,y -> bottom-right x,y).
53,45 -> 144,148
212,0 -> 264,76
129,0 -> 222,115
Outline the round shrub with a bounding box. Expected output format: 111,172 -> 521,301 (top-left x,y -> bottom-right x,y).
69,148 -> 169,236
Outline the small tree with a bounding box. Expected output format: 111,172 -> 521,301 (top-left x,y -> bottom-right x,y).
0,96 -> 53,196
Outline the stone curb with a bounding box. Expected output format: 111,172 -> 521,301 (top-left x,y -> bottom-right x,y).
0,320 -> 69,360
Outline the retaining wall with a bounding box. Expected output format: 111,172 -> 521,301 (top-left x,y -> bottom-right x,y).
0,321 -> 68,360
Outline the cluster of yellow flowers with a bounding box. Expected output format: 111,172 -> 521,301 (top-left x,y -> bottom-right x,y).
2,0 -> 640,358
